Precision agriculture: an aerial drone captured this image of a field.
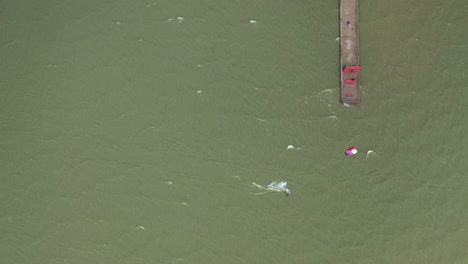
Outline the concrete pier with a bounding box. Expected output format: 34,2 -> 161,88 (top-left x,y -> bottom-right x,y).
340,0 -> 362,104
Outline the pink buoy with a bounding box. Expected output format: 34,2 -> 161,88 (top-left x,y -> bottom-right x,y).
346,146 -> 358,155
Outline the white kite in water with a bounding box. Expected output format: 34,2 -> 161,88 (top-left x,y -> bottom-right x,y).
252,181 -> 291,196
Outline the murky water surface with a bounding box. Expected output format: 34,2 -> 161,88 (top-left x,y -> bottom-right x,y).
1,0 -> 466,263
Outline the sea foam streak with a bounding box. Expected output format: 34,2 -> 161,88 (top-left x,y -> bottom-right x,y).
252,181 -> 291,196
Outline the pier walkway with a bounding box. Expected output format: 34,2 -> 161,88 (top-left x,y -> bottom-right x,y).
340,0 -> 362,103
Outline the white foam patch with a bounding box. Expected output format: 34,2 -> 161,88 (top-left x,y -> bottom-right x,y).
318,89 -> 335,106
366,150 -> 376,157
252,181 -> 291,196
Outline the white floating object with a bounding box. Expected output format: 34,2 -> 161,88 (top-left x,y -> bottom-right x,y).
196,90 -> 203,95
366,150 -> 376,157
250,20 -> 257,24
177,17 -> 184,23
164,181 -> 173,185
286,145 -> 295,150
136,226 -> 145,230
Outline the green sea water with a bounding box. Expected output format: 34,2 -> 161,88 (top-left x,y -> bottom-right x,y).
0,0 -> 467,263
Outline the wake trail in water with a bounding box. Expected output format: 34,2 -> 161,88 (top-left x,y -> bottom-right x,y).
252,181 -> 291,196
